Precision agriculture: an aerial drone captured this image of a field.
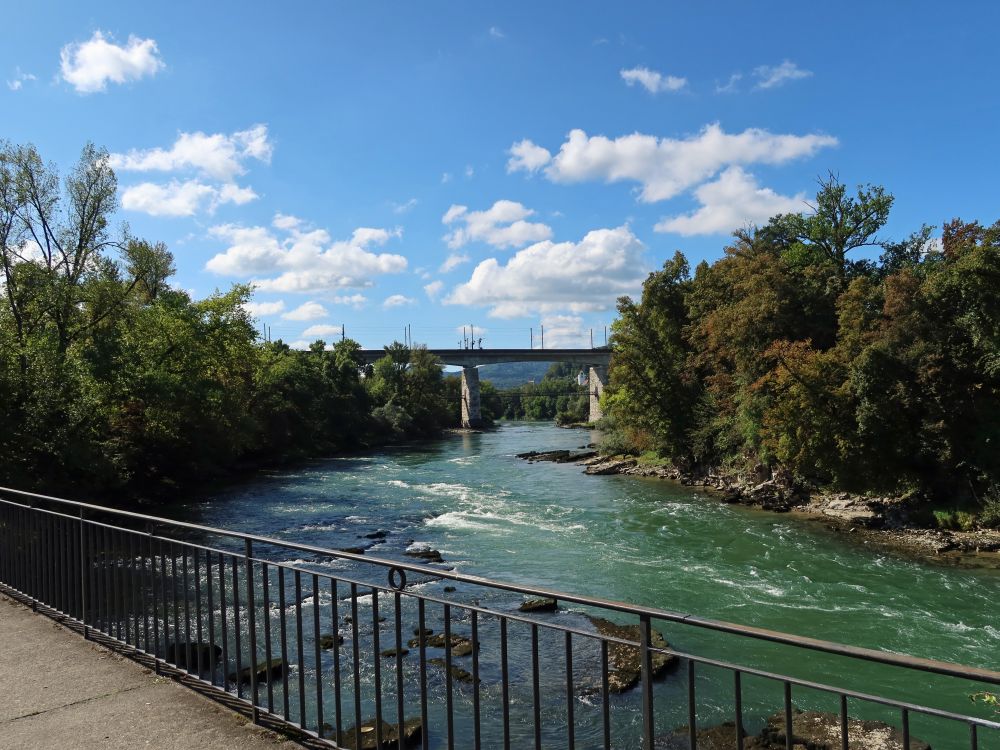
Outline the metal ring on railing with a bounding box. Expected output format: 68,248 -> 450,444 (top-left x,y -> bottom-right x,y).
388,566 -> 407,591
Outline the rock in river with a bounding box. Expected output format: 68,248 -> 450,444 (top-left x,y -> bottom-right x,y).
320,632 -> 344,649
165,641 -> 221,669
428,657 -> 479,684
518,597 -> 558,613
228,657 -> 287,685
587,616 -> 676,692
407,633 -> 478,656
330,717 -> 423,749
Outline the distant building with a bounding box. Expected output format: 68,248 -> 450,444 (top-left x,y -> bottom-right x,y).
576,370 -> 588,386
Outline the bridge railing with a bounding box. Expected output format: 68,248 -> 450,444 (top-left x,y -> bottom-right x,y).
0,485 -> 997,749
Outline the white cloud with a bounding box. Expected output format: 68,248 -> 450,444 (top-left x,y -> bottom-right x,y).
60,31 -> 164,94
383,294 -> 416,309
112,125 -> 271,217
391,198 -> 418,214
6,68 -> 36,91
207,220 -> 406,294
753,60 -> 812,90
445,225 -> 648,318
243,300 -> 285,317
443,200 -> 553,250
506,139 -> 552,174
110,125 -> 272,181
465,164 -> 475,178
441,172 -> 452,184
272,213 -> 301,230
540,315 -> 587,348
654,167 -> 806,236
715,72 -> 742,94
439,253 -> 470,273
217,183 -> 258,205
508,124 -> 837,202
302,324 -> 343,338
332,294 -> 368,308
620,66 -> 687,94
282,301 -> 328,321
424,280 -> 444,299
489,26 -> 505,39
120,179 -> 258,216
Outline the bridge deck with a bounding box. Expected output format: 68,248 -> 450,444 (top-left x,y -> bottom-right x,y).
357,347 -> 612,367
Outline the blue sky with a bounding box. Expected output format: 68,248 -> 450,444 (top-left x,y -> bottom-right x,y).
6,1 -> 999,349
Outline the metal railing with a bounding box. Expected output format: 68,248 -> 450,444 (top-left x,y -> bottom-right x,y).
0,485 -> 997,749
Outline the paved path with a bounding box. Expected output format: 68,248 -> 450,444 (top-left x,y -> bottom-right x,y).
0,595 -> 295,750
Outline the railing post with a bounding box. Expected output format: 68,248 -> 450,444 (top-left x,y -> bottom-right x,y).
244,538 -> 260,724
640,614 -> 655,749
79,508 -> 88,640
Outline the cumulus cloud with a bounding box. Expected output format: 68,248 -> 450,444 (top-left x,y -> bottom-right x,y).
272,213 -> 301,230
110,125 -> 272,181
620,66 -> 687,93
507,124 -> 837,202
439,253 -> 470,273
753,60 -> 812,90
120,179 -> 257,216
111,125 -> 272,216
206,214 -> 407,294
424,280 -> 445,300
243,300 -> 285,317
506,139 -> 552,174
60,31 -> 164,93
301,324 -> 343,338
540,315 -> 588,348
654,167 -> 806,236
383,294 -> 416,308
443,200 -> 553,250
445,226 -> 648,318
332,294 -> 368,308
281,301 -> 328,321
6,68 -> 36,91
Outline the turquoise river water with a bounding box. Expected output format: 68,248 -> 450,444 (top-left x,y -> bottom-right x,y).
169,422 -> 998,748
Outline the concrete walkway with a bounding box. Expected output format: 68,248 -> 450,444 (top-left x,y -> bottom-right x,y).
0,595 -> 297,750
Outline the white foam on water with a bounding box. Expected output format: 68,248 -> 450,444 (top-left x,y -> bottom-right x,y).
387,480 -> 410,488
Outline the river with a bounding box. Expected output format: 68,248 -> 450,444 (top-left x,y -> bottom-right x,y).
171,422 -> 998,747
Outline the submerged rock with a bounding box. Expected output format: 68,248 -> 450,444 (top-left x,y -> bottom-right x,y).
757,709 -> 931,750
655,722 -> 758,750
407,633 -> 477,656
586,616 -> 676,692
381,647 -> 409,658
518,597 -> 558,613
428,657 -> 479,684
330,717 -> 423,749
319,632 -> 344,649
165,641 -> 221,669
405,547 -> 445,563
228,657 -> 286,684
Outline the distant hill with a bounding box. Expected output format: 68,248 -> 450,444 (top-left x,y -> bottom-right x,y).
477,361 -> 554,389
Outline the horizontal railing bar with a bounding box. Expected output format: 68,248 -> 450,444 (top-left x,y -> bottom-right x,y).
3,488 -> 999,687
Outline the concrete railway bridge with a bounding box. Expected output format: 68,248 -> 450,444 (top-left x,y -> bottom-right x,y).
357,348 -> 612,428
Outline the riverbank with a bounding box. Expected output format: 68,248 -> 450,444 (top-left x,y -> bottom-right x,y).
518,449 -> 1000,568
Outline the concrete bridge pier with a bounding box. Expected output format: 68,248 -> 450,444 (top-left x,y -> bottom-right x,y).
461,366 -> 483,428
588,365 -> 608,423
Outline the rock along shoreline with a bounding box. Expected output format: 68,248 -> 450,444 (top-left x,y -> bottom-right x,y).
516,450 -> 1000,568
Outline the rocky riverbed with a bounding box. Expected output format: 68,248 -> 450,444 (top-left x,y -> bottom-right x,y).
517,450 -> 1000,567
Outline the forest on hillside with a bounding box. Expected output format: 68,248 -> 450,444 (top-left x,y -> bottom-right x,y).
602,177 -> 1000,527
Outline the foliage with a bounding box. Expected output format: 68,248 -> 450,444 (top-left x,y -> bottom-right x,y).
0,143 -> 459,497
604,175 -> 1000,511
497,361 -> 588,423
